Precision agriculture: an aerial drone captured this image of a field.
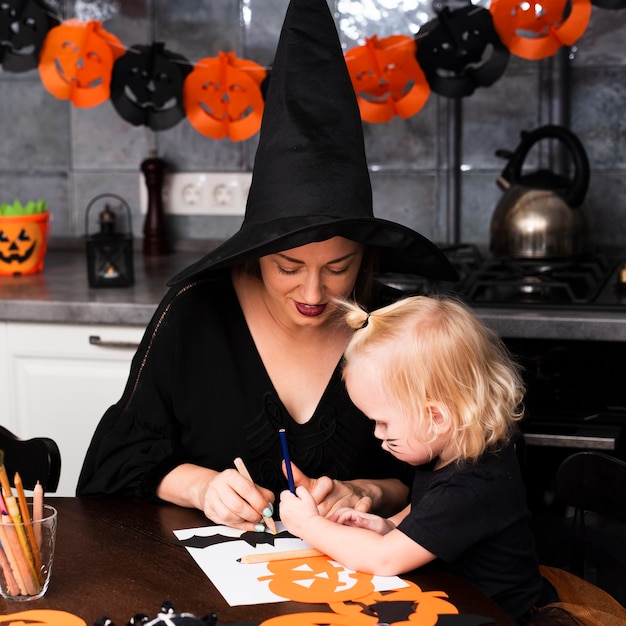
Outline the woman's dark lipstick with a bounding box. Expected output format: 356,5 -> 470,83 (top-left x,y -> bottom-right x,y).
295,302 -> 327,317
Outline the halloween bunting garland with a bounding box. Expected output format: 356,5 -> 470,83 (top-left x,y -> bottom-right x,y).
0,0 -> 618,139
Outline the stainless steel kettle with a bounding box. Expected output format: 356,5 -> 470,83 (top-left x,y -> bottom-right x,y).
490,125 -> 592,259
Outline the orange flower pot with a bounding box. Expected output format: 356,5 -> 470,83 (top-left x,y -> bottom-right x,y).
0,212 -> 50,275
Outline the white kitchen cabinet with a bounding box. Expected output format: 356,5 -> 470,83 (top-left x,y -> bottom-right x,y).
1,322 -> 144,496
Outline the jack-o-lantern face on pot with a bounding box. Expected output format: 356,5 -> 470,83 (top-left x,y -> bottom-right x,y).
183,51 -> 266,141
0,213 -> 49,275
111,42 -> 191,131
416,5 -> 510,98
345,34 -> 430,123
258,556 -> 374,603
38,19 -> 124,107
0,0 -> 59,72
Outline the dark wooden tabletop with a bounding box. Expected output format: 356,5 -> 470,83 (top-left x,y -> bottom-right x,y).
0,498 -> 516,625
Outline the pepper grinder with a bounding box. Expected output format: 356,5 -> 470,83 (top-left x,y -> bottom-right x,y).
141,153 -> 170,256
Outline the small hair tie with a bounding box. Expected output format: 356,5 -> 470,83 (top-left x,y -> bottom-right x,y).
359,314 -> 370,330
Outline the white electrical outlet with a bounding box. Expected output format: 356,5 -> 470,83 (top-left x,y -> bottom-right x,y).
139,172 -> 252,216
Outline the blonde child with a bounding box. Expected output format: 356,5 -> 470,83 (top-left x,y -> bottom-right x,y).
280,295 -> 559,621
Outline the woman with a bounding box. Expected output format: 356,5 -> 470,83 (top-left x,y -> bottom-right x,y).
76,0 -> 457,531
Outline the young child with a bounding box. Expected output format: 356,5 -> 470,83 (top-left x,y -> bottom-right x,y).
280,295 -> 558,621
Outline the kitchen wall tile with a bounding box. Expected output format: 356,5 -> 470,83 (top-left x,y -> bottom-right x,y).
0,79 -> 70,171
586,171 -> 626,248
571,67 -> 626,170
570,8 -> 626,66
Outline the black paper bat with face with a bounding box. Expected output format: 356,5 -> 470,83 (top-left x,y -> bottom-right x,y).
111,42 -> 191,131
176,529 -> 297,550
416,3 -> 509,98
0,0 -> 59,72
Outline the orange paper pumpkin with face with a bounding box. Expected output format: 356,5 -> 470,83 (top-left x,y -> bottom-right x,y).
257,556 -> 375,603
38,19 -> 124,107
490,0 -> 592,60
0,212 -> 49,275
183,51 -> 266,141
329,580 -> 459,626
345,35 -> 430,124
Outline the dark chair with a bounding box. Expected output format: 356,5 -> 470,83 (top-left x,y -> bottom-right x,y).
554,451 -> 626,606
0,425 -> 61,492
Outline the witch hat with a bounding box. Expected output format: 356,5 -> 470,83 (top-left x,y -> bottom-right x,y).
170,0 -> 457,285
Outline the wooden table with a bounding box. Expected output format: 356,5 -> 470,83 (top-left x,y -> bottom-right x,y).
0,498 -> 516,625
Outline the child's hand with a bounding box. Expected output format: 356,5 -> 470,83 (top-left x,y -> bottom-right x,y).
329,507 -> 395,535
279,485 -> 321,536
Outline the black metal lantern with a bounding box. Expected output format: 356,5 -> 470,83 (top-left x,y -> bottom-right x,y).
85,193 -> 134,288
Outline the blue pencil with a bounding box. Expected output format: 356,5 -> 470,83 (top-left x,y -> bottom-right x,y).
279,428 -> 296,494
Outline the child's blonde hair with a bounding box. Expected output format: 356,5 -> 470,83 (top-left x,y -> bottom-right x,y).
340,295 -> 525,464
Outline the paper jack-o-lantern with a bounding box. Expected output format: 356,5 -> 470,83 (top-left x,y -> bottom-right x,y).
345,35 -> 430,124
330,580 -> 459,626
490,0 -> 592,60
0,212 -> 50,275
258,556 -> 375,604
38,19 -> 124,107
416,5 -> 510,98
183,51 -> 266,141
0,0 -> 59,73
111,42 -> 191,131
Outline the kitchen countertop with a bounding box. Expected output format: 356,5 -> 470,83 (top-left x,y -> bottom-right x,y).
1,246 -> 625,341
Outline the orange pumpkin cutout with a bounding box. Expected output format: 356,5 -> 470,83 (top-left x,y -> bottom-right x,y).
0,212 -> 49,275
38,19 -> 124,107
329,580 -> 459,626
257,555 -> 375,603
345,35 -> 430,124
490,0 -> 592,60
183,51 -> 266,141
260,611 -> 373,626
0,609 -> 87,626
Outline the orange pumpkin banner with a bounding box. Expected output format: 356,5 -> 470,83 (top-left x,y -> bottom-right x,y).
38,19 -> 124,107
490,0 -> 592,60
183,51 -> 266,141
345,34 -> 430,124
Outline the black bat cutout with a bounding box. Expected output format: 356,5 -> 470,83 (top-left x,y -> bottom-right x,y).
177,529 -> 297,549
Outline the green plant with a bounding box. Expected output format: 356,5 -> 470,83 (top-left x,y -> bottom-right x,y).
0,199 -> 48,217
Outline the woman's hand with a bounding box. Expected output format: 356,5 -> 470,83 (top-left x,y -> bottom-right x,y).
329,507 -> 395,535
279,486 -> 322,537
158,463 -> 275,532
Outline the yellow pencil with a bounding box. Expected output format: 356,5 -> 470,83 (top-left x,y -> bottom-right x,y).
238,547 -> 325,564
233,457 -> 277,534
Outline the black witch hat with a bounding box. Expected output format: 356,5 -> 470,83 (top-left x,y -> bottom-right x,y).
170,0 -> 457,285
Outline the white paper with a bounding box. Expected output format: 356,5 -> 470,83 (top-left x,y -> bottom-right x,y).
173,522 -> 408,606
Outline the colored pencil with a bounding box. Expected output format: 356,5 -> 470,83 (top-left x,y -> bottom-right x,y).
278,428 -> 296,494
234,457 -> 277,534
238,547 -> 324,564
33,481 -> 44,549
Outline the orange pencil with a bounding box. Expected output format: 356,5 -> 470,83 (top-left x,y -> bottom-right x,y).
0,532 -> 20,595
0,520 -> 27,595
14,473 -> 42,581
0,451 -> 13,498
238,547 -> 325,564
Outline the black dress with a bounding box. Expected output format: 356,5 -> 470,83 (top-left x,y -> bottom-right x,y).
77,272 -> 409,507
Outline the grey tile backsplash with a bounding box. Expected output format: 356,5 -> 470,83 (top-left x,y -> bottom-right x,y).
0,1 -> 624,250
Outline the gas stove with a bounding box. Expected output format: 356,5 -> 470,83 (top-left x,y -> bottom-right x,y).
383,244 -> 626,311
